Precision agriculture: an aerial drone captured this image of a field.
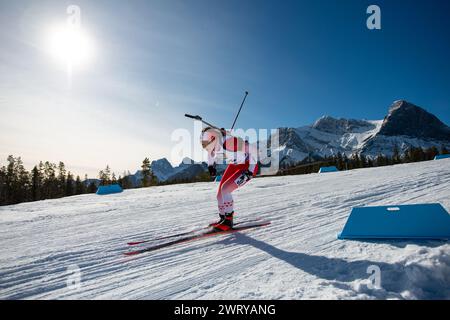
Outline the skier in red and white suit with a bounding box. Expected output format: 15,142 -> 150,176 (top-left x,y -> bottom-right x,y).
201,127 -> 258,231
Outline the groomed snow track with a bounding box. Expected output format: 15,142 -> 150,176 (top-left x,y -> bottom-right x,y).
0,159 -> 449,299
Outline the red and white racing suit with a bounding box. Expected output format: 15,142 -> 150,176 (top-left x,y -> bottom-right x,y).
207,135 -> 258,215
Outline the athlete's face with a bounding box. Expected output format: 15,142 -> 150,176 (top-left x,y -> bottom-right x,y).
201,128 -> 221,151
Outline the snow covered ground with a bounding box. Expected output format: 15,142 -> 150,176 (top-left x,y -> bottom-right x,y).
0,159 -> 449,300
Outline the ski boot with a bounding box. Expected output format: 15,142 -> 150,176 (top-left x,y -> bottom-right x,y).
211,212 -> 234,231
209,214 -> 225,227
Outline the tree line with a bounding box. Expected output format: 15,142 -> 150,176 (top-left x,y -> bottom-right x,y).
0,156 -> 98,206
0,157 -> 158,206
277,145 -> 449,176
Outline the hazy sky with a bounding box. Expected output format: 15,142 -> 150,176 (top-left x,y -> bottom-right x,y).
1,0 -> 449,178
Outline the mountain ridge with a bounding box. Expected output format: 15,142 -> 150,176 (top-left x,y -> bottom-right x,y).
273,100 -> 449,165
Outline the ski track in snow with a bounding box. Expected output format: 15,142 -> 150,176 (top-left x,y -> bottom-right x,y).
0,159 -> 449,300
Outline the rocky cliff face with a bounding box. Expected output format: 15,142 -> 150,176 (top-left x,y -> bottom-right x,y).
378,100 -> 450,141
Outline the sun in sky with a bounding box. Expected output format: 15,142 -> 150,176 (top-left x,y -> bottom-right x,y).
49,25 -> 92,67
47,7 -> 94,84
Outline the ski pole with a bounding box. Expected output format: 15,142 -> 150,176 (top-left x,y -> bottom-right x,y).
231,91 -> 249,130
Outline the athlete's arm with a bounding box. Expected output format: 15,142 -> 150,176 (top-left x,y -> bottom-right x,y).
247,142 -> 259,177
207,147 -> 217,177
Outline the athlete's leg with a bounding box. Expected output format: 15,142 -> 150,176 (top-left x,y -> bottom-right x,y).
219,165 -> 248,215
216,164 -> 239,215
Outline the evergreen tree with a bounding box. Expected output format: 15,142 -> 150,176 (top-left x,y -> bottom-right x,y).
336,152 -> 344,170
141,157 -> 153,187
5,155 -> 15,203
0,165 -> 6,205
57,162 -> 67,197
375,154 -> 387,167
31,166 -> 43,201
352,153 -> 361,168
75,176 -> 85,195
98,165 -> 112,186
111,172 -> 117,184
4,156 -> 31,204
43,161 -> 57,199
359,154 -> 367,168
66,172 -> 75,196
84,174 -> 89,188
342,154 -> 349,170
392,145 -> 401,164
105,166 -> 111,184
98,170 -> 104,185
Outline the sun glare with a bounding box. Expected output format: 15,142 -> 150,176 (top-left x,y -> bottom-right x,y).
49,24 -> 93,68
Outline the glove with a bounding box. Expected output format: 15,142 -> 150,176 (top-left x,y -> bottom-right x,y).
244,170 -> 253,180
235,170 -> 253,186
208,165 -> 217,177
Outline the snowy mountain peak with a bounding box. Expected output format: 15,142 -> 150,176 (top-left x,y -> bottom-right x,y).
179,157 -> 196,166
312,116 -> 375,135
389,99 -> 409,112
151,158 -> 173,171
150,158 -> 174,181
379,100 -> 450,141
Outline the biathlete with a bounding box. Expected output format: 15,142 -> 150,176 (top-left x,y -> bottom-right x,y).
200,127 -> 258,231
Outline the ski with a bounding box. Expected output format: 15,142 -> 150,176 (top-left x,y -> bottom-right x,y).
124,221 -> 271,256
127,218 -> 262,246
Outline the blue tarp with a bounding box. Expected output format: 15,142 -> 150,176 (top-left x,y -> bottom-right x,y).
318,166 -> 339,173
434,154 -> 450,160
338,203 -> 450,240
96,184 -> 123,195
